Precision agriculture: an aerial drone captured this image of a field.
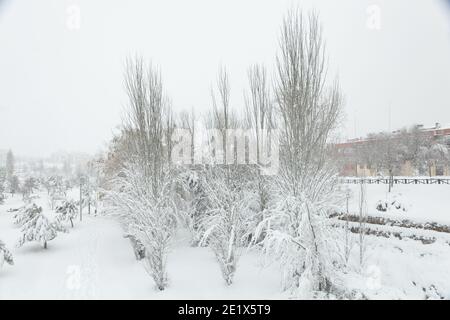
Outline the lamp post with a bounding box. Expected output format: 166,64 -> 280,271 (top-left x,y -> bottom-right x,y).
79,176 -> 85,222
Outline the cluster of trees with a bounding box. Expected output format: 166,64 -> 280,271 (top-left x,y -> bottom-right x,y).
2,192 -> 93,266
0,148 -> 97,203
1,170 -> 99,262
0,151 -> 100,275
0,151 -> 53,202
101,9 -> 351,298
0,152 -> 98,213
346,125 -> 450,179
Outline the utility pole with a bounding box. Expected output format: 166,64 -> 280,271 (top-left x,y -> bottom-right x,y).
79,176 -> 83,222
87,178 -> 91,215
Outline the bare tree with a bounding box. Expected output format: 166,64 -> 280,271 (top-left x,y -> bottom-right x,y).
107,56 -> 178,291
244,64 -> 274,238
196,66 -> 256,285
123,56 -> 166,196
255,9 -> 345,297
209,66 -> 241,166
164,104 -> 176,166
244,64 -> 274,167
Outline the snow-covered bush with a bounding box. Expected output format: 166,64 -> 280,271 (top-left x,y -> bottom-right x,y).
13,203 -> 40,227
44,176 -> 66,195
107,163 -> 178,291
0,240 -> 14,269
17,209 -> 66,249
55,200 -> 78,228
199,167 -> 258,285
123,233 -> 146,260
132,201 -> 177,290
375,193 -> 408,213
254,171 -> 346,297
175,170 -> 208,246
49,189 -> 66,210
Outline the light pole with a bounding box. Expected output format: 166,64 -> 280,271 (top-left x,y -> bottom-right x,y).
79,176 -> 84,222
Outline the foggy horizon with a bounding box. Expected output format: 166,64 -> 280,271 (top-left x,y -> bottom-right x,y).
1,0 -> 450,157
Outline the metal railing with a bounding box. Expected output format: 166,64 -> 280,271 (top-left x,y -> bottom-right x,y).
339,177 -> 450,185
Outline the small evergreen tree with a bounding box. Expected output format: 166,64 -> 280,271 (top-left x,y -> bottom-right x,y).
17,209 -> 65,249
13,204 -> 40,226
55,200 -> 78,228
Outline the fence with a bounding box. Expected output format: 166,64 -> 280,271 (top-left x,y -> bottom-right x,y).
339,177 -> 450,185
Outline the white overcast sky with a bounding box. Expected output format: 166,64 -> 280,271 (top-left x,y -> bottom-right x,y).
1,0 -> 450,157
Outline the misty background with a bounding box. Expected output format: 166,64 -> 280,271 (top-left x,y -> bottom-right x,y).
1,0 -> 450,158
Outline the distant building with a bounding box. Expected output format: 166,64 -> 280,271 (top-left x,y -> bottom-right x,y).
336,123 -> 450,177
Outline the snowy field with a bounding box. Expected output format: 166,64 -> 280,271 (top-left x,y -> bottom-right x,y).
346,183 -> 450,224
343,183 -> 450,299
1,185 -> 450,299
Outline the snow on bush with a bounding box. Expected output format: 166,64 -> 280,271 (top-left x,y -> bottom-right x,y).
175,170 -> 210,247
131,202 -> 177,290
199,167 -> 258,285
17,207 -> 66,249
49,189 -> 66,210
254,172 -> 347,298
123,233 -> 146,260
13,204 -> 39,226
107,163 -> 178,291
0,240 -> 14,269
375,193 -> 409,213
55,200 -> 78,228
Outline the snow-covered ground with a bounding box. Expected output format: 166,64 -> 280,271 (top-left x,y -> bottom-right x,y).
346,183 -> 450,225
0,190 -> 281,299
1,185 -> 450,299
342,182 -> 450,299
342,231 -> 450,299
